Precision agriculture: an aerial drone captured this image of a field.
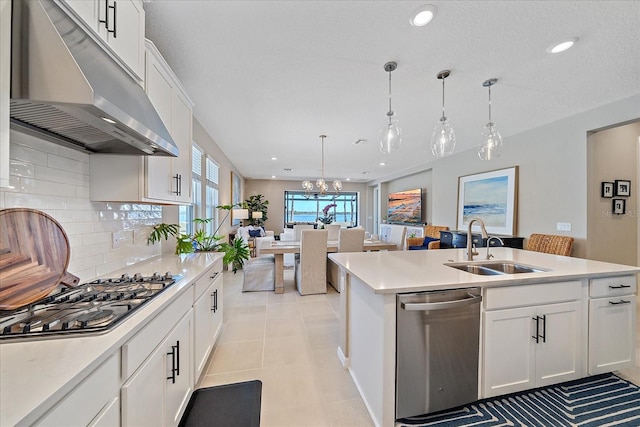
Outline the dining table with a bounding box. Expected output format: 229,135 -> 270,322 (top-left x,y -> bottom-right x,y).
259,239 -> 398,294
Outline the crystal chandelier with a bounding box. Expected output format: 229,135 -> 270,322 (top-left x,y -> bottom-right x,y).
301,135 -> 342,197
478,78 -> 503,160
430,69 -> 456,158
379,61 -> 402,154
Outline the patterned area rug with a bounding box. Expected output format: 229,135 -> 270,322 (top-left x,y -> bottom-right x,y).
398,374 -> 640,426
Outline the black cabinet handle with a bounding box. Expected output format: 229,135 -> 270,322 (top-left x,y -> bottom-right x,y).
539,315 -> 546,343
532,316 -> 539,343
210,272 -> 220,281
609,284 -> 631,289
609,300 -> 631,305
176,340 -> 180,376
212,289 -> 218,313
532,315 -> 546,343
99,0 -> 109,29
167,342 -> 178,383
173,174 -> 180,196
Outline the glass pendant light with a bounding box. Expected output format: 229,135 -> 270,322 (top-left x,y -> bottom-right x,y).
430,70 -> 456,157
379,61 -> 402,154
478,78 -> 503,160
301,135 -> 342,196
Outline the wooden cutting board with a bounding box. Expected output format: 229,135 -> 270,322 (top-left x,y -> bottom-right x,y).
0,208 -> 76,310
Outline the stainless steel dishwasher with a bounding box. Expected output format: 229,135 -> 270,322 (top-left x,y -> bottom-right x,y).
396,288 -> 482,419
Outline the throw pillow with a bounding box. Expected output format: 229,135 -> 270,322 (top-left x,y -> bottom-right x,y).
248,230 -> 262,238
422,237 -> 440,247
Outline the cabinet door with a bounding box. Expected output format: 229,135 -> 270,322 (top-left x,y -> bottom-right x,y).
211,271 -> 224,344
164,313 -> 193,426
589,295 -> 636,374
171,89 -> 193,204
63,0 -> 98,32
145,50 -> 175,201
97,0 -> 145,79
122,350 -> 164,426
535,301 -> 583,387
483,306 -> 537,398
194,281 -> 215,380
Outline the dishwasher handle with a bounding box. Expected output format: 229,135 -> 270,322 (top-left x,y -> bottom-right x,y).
400,293 -> 482,311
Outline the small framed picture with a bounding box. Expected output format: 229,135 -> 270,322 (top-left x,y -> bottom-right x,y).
612,198 -> 626,215
614,180 -> 631,197
601,182 -> 614,198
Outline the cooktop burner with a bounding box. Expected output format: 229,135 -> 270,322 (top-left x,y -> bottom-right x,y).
0,272 -> 182,340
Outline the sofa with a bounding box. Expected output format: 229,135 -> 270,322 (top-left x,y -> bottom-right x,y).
236,226 -> 275,257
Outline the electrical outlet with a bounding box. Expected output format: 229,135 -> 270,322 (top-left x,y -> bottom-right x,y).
112,230 -> 134,249
556,222 -> 572,232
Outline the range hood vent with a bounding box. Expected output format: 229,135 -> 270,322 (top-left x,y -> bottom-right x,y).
10,0 -> 179,157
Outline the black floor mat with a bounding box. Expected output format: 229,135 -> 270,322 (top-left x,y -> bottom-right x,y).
179,380 -> 262,427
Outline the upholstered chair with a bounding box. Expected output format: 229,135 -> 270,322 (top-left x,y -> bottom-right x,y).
526,234 -> 574,256
326,224 -> 341,241
295,229 -> 328,295
242,257 -> 275,292
293,224 -> 314,241
327,228 -> 365,292
387,225 -> 407,251
407,225 -> 450,250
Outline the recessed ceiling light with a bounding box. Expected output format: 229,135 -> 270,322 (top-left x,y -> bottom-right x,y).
271,175 -> 276,179
547,37 -> 578,54
271,157 -> 277,160
353,139 -> 367,145
379,162 -> 386,166
346,178 -> 351,181
410,4 -> 436,27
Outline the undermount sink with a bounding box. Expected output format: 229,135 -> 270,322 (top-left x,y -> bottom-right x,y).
445,261 -> 549,275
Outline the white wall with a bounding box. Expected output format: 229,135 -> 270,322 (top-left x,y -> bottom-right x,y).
370,95 -> 640,259
0,131 -> 162,281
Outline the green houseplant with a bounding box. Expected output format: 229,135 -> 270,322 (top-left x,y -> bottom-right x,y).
147,204 -> 250,273
245,194 -> 269,226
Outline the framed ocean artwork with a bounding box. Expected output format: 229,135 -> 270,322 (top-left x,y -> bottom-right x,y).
387,188 -> 423,224
456,166 -> 518,235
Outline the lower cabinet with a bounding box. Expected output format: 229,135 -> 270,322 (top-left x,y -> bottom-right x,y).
122,311 -> 192,426
193,264 -> 224,381
482,282 -> 584,398
588,275 -> 637,374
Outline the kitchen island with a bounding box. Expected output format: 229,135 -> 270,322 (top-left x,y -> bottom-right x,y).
328,247 -> 639,427
0,252 -> 223,427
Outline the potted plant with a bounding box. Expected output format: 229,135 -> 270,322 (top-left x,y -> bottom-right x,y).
317,203 -> 337,228
147,204 -> 250,273
245,194 -> 269,226
406,232 -> 424,248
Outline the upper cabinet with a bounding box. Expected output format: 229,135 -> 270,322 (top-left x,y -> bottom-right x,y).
0,0 -> 10,189
62,0 -> 145,81
90,40 -> 194,205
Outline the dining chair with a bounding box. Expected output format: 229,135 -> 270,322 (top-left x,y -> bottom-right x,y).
326,224 -> 341,241
526,234 -> 574,256
388,225 -> 407,250
328,228 -> 365,292
293,224 -> 314,241
295,229 -> 328,295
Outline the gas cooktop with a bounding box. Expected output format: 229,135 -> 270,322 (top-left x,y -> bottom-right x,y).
0,272 -> 182,340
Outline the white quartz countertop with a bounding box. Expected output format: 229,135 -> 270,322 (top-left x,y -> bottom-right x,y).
0,252 -> 223,427
328,248 -> 640,294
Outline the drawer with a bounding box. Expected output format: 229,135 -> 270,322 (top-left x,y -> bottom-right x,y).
121,287 -> 193,379
590,275 -> 636,298
194,261 -> 222,301
484,280 -> 582,310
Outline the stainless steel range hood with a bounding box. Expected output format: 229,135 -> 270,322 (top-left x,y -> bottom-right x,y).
10,0 -> 178,157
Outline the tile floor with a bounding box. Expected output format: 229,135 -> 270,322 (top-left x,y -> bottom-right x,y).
199,269 -> 640,427
197,268 -> 374,427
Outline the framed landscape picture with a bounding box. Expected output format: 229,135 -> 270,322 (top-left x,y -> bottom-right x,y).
457,166 -> 518,235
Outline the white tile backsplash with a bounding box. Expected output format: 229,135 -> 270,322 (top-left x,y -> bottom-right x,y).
1,131 -> 163,281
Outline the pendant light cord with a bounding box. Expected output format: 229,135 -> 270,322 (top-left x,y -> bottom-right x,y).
321,135 -> 325,182
387,71 -> 393,122
441,77 -> 446,120
488,84 -> 492,124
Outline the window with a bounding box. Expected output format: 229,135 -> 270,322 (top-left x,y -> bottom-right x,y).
178,144 -> 205,235
205,157 -> 219,235
284,191 -> 358,227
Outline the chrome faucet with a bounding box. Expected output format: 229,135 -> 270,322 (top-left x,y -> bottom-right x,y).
486,236 -> 504,260
467,218 -> 488,261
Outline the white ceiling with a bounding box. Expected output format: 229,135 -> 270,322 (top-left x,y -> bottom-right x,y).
144,1 -> 640,183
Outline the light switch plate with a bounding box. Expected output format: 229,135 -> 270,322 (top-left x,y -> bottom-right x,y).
556,222 -> 572,231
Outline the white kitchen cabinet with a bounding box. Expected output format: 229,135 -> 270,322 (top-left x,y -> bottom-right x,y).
193,264 -> 224,381
35,354 -> 120,426
0,0 -> 10,189
482,281 -> 584,398
90,40 -> 193,205
588,275 -> 637,374
62,0 -> 145,80
121,287 -> 194,426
